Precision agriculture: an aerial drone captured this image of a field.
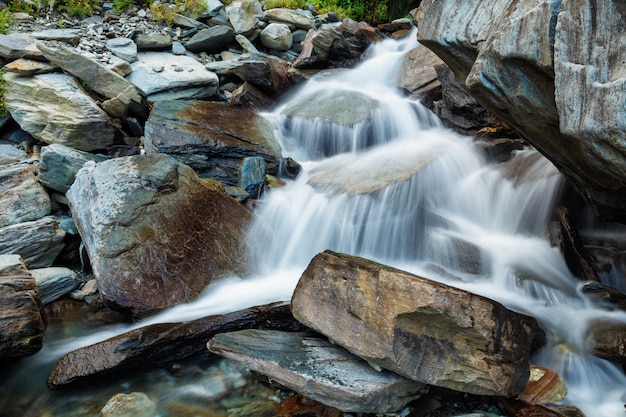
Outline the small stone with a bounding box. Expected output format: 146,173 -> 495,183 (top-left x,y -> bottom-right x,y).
171,41 -> 186,55
99,392 -> 157,417
519,366 -> 567,405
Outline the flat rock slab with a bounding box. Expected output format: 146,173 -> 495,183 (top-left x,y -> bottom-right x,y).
208,329 -> 425,413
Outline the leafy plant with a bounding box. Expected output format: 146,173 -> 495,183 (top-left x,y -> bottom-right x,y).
260,0 -> 388,23
0,69 -> 8,118
57,0 -> 99,16
112,0 -> 135,13
149,0 -> 206,25
0,8 -> 13,34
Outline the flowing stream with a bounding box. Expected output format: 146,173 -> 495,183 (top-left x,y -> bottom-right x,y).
2,31 -> 626,417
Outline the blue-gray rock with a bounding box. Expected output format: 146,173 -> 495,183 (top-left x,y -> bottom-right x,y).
66,154 -> 252,317
238,156 -> 266,195
29,29 -> 82,45
0,145 -> 27,166
208,330 -> 426,413
205,0 -> 224,17
4,72 -> 125,151
171,41 -> 186,55
30,267 -> 78,304
0,217 -> 66,268
226,0 -> 263,35
415,0 -> 626,222
263,8 -> 316,31
0,163 -> 51,228
106,37 -> 138,62
39,144 -> 106,194
126,52 -> 219,101
144,100 -> 281,186
4,58 -> 58,76
184,25 -> 235,53
0,33 -> 44,60
133,32 -> 173,50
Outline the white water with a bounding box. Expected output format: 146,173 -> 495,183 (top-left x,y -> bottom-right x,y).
7,30 -> 626,416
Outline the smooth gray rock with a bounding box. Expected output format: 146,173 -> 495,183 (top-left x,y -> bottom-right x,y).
226,0 -> 263,35
291,251 -> 540,397
0,33 -> 44,60
39,144 -> 106,193
260,23 -> 293,51
133,32 -> 172,50
126,52 -> 219,101
106,37 -> 138,62
144,100 -> 281,185
0,216 -> 66,268
106,55 -> 133,77
184,25 -> 235,53
0,254 -> 45,359
0,163 -> 51,228
4,58 -> 58,76
283,89 -> 378,126
29,29 -> 82,45
263,8 -> 316,31
235,33 -> 259,53
0,145 -> 27,166
30,267 -> 78,304
397,44 -> 444,97
172,13 -> 208,29
415,0 -> 626,222
37,42 -> 149,118
208,330 -> 426,413
171,41 -> 186,55
66,154 -> 252,317
4,72 -> 125,151
205,0 -> 224,16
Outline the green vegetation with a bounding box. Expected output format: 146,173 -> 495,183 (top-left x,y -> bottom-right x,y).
0,70 -> 7,118
0,8 -> 13,34
262,0 -> 388,23
149,0 -> 206,24
112,0 -> 135,13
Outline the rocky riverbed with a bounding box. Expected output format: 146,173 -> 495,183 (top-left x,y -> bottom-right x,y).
1,0 -> 626,416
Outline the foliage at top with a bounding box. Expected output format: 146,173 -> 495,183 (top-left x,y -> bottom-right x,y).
261,0 -> 388,23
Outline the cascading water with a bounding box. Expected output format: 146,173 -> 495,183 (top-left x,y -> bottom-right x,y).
2,29 -> 625,417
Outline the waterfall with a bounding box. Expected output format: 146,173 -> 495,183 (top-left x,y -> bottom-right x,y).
4,29 -> 625,417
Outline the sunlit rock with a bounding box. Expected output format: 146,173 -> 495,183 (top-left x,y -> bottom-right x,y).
260,23 -> 293,51
0,217 -> 66,268
0,162 -> 51,227
126,52 -> 219,101
0,33 -> 44,60
4,72 -> 125,151
144,100 -> 281,186
397,44 -> 443,99
0,254 -> 46,359
208,329 -> 426,413
415,0 -> 626,222
291,250 -> 541,397
226,0 -> 263,36
263,8 -> 316,31
519,366 -> 567,405
66,154 -> 252,317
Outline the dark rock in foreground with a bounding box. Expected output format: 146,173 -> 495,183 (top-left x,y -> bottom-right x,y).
208,329 -> 426,413
291,250 -> 540,397
47,303 -> 301,389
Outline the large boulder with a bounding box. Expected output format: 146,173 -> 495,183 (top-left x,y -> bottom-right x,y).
0,162 -> 51,227
144,100 -> 282,185
0,254 -> 46,359
291,251 -> 540,397
66,154 -> 252,317
4,72 -> 125,152
415,0 -> 626,222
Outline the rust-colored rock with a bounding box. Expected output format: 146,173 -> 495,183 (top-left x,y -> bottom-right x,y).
291,251 -> 540,397
519,366 -> 567,405
585,318 -> 626,363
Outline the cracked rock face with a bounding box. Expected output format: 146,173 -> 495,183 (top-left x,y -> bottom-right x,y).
415,0 -> 626,222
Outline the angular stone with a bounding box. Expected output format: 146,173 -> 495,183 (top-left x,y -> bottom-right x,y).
519,366 -> 567,405
397,44 -> 444,97
208,330 -> 426,413
291,251 -> 538,397
37,42 -> 149,118
106,37 -> 138,62
4,72 -> 125,151
0,216 -> 66,268
172,13 -> 208,29
184,25 -> 235,53
238,156 -> 265,195
66,154 -> 252,317
228,53 -> 292,96
0,163 -> 51,227
126,52 -> 219,101
260,23 -> 293,51
29,29 -> 82,45
106,55 -> 133,77
133,32 -> 172,50
4,58 -> 58,76
235,33 -> 259,54
47,303 -> 300,388
226,0 -> 263,35
39,143 -> 106,193
228,81 -> 274,110
263,8 -> 316,31
0,254 -> 46,359
144,100 -> 281,185
0,145 -> 27,166
0,33 -> 44,60
30,267 -> 78,305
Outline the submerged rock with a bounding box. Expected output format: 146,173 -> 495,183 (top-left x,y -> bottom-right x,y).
144,100 -> 281,185
99,392 -> 157,417
208,329 -> 426,413
0,254 -> 46,359
291,250 -> 540,397
66,154 -> 253,317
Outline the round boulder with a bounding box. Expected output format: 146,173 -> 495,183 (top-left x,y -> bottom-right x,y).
260,23 -> 293,51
